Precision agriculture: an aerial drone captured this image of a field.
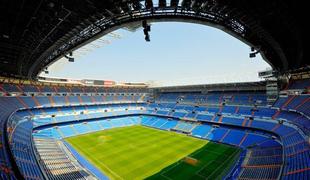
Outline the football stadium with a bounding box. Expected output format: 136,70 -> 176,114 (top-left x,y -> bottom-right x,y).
0,1 -> 308,180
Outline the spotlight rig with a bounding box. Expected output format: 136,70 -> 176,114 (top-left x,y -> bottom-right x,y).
44,68 -> 49,74
142,20 -> 151,42
64,52 -> 74,62
249,47 -> 261,58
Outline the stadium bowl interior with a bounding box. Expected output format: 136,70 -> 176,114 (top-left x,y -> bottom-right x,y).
0,0 -> 308,180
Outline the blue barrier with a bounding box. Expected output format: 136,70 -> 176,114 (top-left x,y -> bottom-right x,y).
64,141 -> 109,180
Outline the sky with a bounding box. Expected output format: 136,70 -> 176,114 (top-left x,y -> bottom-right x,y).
41,22 -> 271,87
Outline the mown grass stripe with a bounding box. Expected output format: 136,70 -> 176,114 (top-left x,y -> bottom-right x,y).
66,125 -> 240,180
66,125 -> 207,179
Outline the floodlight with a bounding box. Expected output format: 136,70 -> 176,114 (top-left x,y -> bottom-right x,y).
68,57 -> 74,62
249,52 -> 256,58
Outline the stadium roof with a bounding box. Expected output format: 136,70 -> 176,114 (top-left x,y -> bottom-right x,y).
152,81 -> 266,92
0,0 -> 306,79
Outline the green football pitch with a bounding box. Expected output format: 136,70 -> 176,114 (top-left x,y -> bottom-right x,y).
66,125 -> 240,180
